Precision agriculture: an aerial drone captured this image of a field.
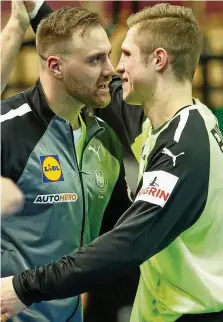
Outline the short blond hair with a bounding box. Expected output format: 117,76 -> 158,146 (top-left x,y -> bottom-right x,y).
36,7 -> 105,59
127,3 -> 202,81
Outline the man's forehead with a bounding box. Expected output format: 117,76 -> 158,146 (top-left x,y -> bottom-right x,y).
122,27 -> 138,49
72,26 -> 111,51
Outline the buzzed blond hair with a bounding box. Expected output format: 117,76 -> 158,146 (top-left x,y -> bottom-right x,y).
36,7 -> 105,60
127,3 -> 202,81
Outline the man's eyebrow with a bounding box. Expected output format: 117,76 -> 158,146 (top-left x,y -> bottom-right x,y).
87,49 -> 112,57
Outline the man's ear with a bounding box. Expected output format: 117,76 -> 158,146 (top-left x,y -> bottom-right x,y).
47,56 -> 63,79
154,48 -> 169,72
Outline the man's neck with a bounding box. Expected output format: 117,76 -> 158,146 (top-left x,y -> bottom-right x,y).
40,75 -> 84,130
144,80 -> 193,130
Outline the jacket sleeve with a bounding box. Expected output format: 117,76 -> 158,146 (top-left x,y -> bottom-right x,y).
12,114 -> 210,306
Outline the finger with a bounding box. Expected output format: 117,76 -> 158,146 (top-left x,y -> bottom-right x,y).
11,1 -> 23,13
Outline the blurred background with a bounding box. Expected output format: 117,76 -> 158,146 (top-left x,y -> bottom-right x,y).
1,0 -> 223,134
1,1 -> 223,321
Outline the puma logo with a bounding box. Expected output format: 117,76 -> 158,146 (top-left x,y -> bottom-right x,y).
88,145 -> 101,162
162,148 -> 185,166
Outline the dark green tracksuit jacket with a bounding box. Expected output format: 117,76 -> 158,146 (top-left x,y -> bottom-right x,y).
1,80 -> 130,322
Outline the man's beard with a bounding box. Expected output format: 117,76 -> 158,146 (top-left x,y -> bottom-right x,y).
64,78 -> 111,108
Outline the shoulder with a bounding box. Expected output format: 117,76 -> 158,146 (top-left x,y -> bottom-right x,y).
1,92 -> 27,115
148,106 -> 211,180
157,107 -> 210,157
1,92 -> 39,181
96,116 -> 123,160
1,92 -> 33,132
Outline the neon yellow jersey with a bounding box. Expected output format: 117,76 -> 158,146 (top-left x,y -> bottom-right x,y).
130,102 -> 223,321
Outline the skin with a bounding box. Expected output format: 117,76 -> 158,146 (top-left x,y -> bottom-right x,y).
62,27 -> 114,108
0,177 -> 24,217
0,1 -> 30,94
117,26 -> 193,129
40,26 -> 115,129
117,27 -> 156,106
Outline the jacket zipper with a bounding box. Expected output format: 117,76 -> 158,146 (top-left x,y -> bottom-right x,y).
67,122 -> 86,247
66,123 -> 85,321
66,122 -> 104,321
79,127 -> 103,246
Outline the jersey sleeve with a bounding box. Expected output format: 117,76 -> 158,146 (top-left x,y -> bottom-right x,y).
30,1 -> 52,32
12,110 -> 210,306
95,76 -> 145,154
100,161 -> 132,235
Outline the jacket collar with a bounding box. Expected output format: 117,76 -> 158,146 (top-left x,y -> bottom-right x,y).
24,79 -> 104,137
24,79 -> 55,127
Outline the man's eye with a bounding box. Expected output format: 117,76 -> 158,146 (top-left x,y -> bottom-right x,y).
122,50 -> 130,57
89,56 -> 101,64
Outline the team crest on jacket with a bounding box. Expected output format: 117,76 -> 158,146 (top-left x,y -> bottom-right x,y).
40,155 -> 64,183
91,167 -> 108,194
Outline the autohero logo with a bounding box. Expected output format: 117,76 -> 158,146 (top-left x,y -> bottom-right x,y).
34,193 -> 78,204
40,155 -> 64,183
135,170 -> 179,207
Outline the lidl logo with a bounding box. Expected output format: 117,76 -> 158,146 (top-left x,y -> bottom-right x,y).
40,155 -> 64,183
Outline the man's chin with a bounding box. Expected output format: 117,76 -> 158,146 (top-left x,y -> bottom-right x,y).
123,92 -> 141,105
93,95 -> 111,109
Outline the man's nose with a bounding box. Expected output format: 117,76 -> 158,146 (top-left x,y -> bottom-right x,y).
102,58 -> 115,77
116,56 -> 125,75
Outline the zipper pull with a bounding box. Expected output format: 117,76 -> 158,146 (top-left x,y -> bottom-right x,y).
78,169 -> 90,175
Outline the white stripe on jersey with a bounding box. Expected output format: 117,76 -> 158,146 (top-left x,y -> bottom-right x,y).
174,109 -> 189,143
28,0 -> 44,19
96,116 -> 105,123
0,103 -> 31,123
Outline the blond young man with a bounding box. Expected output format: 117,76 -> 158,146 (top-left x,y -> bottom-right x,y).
1,3 -> 223,322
